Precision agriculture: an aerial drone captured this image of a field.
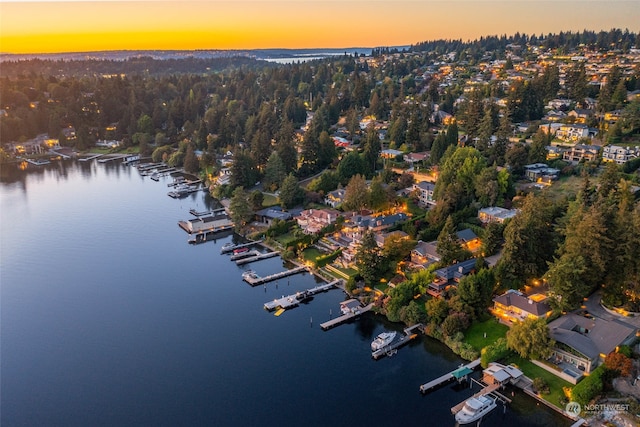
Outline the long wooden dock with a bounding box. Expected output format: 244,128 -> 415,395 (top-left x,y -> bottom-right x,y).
419,358 -> 481,393
264,280 -> 339,311
230,250 -> 259,261
236,251 -> 279,265
221,240 -> 262,254
242,266 -> 308,286
320,303 -> 373,330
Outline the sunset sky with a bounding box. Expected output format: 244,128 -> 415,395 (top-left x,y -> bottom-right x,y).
1,1 -> 639,54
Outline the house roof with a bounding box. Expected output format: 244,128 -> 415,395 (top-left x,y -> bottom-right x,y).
548,313 -> 636,361
456,228 -> 478,243
493,289 -> 551,316
255,206 -> 293,221
434,258 -> 477,281
415,181 -> 435,191
413,240 -> 440,261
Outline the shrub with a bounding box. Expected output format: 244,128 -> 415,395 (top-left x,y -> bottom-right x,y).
533,377 -> 550,395
480,337 -> 513,368
571,365 -> 606,407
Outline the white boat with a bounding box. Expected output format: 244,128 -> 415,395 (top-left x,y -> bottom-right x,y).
371,331 -> 397,351
242,270 -> 260,281
455,395 -> 497,425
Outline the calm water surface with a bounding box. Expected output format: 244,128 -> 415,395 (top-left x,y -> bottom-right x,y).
0,160 -> 570,427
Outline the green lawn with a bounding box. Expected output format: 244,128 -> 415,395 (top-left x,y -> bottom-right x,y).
302,247 -> 323,263
504,355 -> 572,408
465,319 -> 509,352
262,193 -> 278,207
542,175 -> 588,202
274,233 -> 296,247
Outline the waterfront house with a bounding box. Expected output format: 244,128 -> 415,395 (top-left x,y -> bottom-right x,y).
547,313 -> 637,375
295,208 -> 341,234
428,258 -> 479,297
254,206 -> 293,226
478,207 -> 518,224
492,289 -> 552,324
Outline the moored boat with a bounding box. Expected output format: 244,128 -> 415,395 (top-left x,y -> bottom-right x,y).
455,395 -> 497,425
371,331 -> 397,351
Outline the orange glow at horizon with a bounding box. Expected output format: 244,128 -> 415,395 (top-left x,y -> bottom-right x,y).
1,1 -> 639,54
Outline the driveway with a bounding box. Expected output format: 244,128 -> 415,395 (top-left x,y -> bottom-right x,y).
584,290 -> 640,329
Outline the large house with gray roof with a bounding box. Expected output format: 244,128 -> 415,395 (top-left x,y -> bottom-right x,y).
547,313 -> 636,375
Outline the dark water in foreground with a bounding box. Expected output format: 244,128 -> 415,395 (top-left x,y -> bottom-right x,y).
0,160 -> 570,427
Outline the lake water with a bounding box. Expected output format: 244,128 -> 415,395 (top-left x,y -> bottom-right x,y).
0,160 -> 570,427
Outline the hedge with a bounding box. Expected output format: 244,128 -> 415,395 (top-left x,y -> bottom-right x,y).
480,337 -> 513,368
571,364 -> 607,407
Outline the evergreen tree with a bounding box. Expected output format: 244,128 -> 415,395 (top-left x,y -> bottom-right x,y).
343,174 -> 370,211
278,174 -> 304,209
356,230 -> 383,285
263,151 -> 286,191
230,186 -> 253,230
183,143 -> 199,173
436,216 -> 471,265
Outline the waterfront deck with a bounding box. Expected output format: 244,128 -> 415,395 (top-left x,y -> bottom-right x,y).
221,240 -> 262,254
242,266 -> 308,286
371,326 -> 422,360
419,358 -> 481,393
320,302 -> 373,330
264,280 -> 339,311
236,251 -> 279,265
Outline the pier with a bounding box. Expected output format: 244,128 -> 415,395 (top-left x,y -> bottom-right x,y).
320,301 -> 373,330
419,358 -> 481,393
235,251 -> 279,265
24,158 -> 51,166
221,240 -> 262,254
371,324 -> 423,360
263,280 -> 339,312
242,266 -> 308,286
78,153 -> 102,162
97,154 -> 127,163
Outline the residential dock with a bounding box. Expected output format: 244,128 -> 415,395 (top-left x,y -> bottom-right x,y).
235,251 -> 279,265
221,240 -> 263,254
320,301 -> 373,330
263,280 -> 340,311
450,383 -> 503,414
230,250 -> 260,261
242,266 -> 308,286
419,358 -> 481,393
371,324 -> 423,360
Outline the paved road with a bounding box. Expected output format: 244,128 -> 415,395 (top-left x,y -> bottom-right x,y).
584,290 -> 640,328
